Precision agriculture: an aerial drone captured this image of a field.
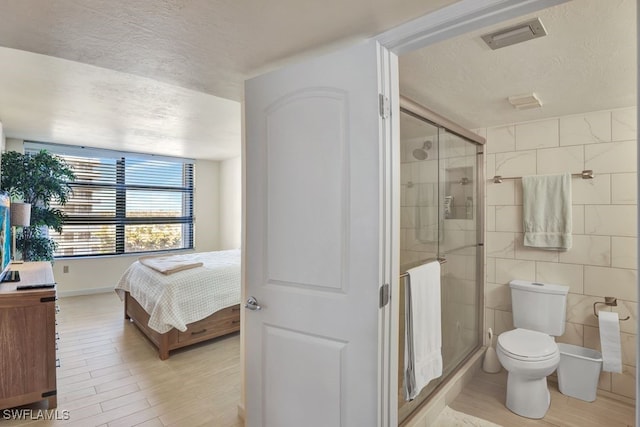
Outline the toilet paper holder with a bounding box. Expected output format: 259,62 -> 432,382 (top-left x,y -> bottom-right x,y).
593,297 -> 630,321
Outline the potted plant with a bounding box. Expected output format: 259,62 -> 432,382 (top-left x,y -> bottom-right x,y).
1,150 -> 75,261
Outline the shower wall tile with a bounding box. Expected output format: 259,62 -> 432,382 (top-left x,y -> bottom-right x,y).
400,207 -> 414,228
612,365 -> 636,399
585,140 -> 637,173
493,309 -> 514,336
557,322 -> 584,346
494,258 -> 535,284
598,372 -> 613,392
515,119 -> 559,151
410,161 -> 423,183
583,324 -> 600,351
485,282 -> 510,311
486,154 -> 495,179
486,232 -> 515,259
611,173 -> 637,205
572,173 -> 610,205
494,150 -> 536,177
584,266 -> 637,302
494,206 -> 521,232
536,146 -> 584,175
486,257 -> 495,283
566,293 -> 601,327
513,181 -> 523,206
486,206 -> 496,232
585,205 -> 637,237
535,261 -> 584,294
419,159 -> 439,183
486,125 -> 515,153
612,107 -> 637,141
514,233 -> 559,262
620,332 -> 636,367
558,234 -> 611,266
559,111 -> 611,146
572,205 -> 585,234
611,237 -> 637,270
486,181 -> 515,206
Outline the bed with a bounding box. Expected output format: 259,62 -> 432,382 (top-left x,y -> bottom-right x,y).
115,249 -> 241,360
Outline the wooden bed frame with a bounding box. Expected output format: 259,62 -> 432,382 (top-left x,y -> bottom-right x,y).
124,291 -> 241,360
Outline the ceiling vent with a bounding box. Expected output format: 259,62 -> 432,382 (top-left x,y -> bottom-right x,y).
508,93 -> 542,110
481,18 -> 547,50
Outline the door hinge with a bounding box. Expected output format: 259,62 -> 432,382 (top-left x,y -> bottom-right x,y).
379,283 -> 390,308
379,94 -> 390,119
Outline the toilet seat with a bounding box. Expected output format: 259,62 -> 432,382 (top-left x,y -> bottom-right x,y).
497,328 -> 558,362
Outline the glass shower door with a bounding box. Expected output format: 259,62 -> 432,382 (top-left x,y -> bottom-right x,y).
438,128 -> 480,371
398,110 -> 483,424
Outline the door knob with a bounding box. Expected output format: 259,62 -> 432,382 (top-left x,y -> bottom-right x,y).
245,296 -> 262,311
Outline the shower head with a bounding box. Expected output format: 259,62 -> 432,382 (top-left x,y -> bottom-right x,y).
412,140 -> 432,160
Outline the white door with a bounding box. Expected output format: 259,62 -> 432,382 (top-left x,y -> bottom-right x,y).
244,39 -> 396,427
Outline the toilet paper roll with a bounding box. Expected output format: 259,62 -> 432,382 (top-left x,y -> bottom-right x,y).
598,311 -> 622,373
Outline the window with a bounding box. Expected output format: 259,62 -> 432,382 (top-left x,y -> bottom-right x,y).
25,142 -> 195,257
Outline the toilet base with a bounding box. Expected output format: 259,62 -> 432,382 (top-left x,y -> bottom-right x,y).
505,373 -> 550,419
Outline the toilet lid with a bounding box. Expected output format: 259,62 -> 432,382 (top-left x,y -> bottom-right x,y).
497,328 -> 558,360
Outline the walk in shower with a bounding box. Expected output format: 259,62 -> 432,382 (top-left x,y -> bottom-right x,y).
398,96 -> 484,422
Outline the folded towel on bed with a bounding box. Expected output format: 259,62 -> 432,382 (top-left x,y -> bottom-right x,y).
139,255 -> 203,275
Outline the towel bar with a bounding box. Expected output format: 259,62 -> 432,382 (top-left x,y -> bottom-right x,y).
492,169 -> 594,183
399,257 -> 446,279
593,297 -> 630,321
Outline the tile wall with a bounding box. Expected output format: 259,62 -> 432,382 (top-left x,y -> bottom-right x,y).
479,107 -> 637,400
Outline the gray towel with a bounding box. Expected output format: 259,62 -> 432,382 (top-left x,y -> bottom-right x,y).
522,173 -> 572,250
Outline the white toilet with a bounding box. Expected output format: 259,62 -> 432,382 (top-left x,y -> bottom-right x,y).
496,280 -> 569,419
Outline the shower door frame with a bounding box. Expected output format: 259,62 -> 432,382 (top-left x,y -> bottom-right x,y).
398,95 -> 486,423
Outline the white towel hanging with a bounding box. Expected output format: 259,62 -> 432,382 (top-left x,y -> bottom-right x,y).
404,261 -> 442,400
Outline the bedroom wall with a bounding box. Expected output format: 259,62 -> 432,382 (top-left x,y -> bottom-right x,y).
195,159 -> 221,252
1,139 -> 225,295
220,156 -> 241,249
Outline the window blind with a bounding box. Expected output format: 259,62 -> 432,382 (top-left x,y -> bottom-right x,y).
25,142 -> 195,257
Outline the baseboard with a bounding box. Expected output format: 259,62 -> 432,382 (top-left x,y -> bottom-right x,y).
57,287 -> 114,298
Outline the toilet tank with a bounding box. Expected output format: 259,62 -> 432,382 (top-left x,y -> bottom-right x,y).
509,280 -> 570,336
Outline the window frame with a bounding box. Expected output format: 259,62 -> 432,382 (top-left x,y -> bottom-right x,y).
25,142 -> 195,258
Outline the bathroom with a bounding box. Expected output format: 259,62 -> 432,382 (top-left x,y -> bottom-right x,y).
397,0 -> 636,425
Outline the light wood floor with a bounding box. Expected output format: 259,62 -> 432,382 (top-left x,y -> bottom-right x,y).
5,292 -> 243,427
450,370 -> 635,427
4,292 -> 635,426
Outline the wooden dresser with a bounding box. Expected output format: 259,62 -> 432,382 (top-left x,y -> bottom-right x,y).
0,261 -> 57,410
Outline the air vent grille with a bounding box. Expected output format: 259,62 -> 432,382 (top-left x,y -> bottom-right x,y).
481,18 -> 547,50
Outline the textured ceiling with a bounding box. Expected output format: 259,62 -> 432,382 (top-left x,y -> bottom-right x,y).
0,0 -> 635,159
400,0 -> 637,129
0,47 -> 241,159
0,0 -> 457,159
0,0 -> 458,102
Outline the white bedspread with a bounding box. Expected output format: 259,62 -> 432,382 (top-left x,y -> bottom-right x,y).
115,249 -> 241,334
